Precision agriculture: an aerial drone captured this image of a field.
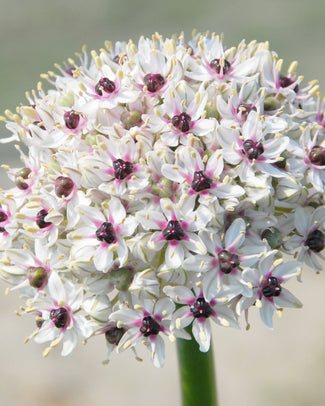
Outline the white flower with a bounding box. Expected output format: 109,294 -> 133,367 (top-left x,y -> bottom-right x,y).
239,251 -> 302,328
33,272 -> 93,356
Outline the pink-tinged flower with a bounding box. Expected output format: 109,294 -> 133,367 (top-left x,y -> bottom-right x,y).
18,191 -> 64,247
284,206 -> 325,273
0,195 -> 19,250
164,279 -> 238,352
218,111 -> 289,181
161,145 -> 245,205
3,239 -> 66,294
137,197 -> 210,269
79,134 -> 150,197
32,272 -> 93,356
110,298 -> 185,367
68,197 -> 137,272
239,251 -> 302,329
184,218 -> 263,297
297,125 -> 325,193
144,80 -> 216,146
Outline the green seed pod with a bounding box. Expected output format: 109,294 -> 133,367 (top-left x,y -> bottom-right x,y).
264,97 -> 281,111
15,168 -> 31,189
27,266 -> 48,289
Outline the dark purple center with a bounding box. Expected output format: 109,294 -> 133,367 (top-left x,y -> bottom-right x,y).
262,276 -> 281,298
96,222 -> 116,244
113,159 -> 134,180
139,315 -> 161,337
190,297 -> 213,318
172,113 -> 192,133
105,326 -> 125,345
308,145 -> 325,166
191,170 -> 213,192
209,58 -> 231,74
305,229 -> 325,252
0,211 -> 8,223
50,307 -> 70,328
55,176 -> 74,198
143,73 -> 165,93
218,250 -> 240,274
279,76 -> 299,92
242,139 -> 264,160
64,110 -> 80,129
95,77 -> 116,95
162,220 -> 185,241
36,209 -> 52,229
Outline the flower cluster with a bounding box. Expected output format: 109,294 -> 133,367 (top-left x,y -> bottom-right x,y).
1,32 -> 324,367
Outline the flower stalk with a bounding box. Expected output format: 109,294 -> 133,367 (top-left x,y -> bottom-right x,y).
177,331 -> 217,406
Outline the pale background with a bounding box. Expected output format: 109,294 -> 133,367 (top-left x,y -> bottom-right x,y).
0,1 -> 324,405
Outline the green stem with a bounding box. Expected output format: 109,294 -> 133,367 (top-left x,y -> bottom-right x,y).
176,330 -> 218,406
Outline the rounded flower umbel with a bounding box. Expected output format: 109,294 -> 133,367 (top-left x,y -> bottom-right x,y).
0,32 -> 323,367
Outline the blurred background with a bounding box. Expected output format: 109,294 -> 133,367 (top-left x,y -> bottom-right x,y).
0,0 -> 324,405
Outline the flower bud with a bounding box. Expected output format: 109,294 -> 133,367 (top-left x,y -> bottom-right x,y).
151,177 -> 173,198
120,110 -> 142,130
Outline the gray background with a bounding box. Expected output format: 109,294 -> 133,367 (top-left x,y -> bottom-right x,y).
0,1 -> 324,405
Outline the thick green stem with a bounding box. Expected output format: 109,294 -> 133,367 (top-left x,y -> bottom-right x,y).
176,331 -> 218,406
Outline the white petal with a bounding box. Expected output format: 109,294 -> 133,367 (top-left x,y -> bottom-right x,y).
61,329 -> 78,356
259,299 -> 274,329
192,319 -> 211,352
225,218 -> 246,250
48,272 -> 66,302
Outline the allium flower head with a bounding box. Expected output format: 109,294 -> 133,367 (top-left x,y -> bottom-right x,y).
0,31 -> 324,366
